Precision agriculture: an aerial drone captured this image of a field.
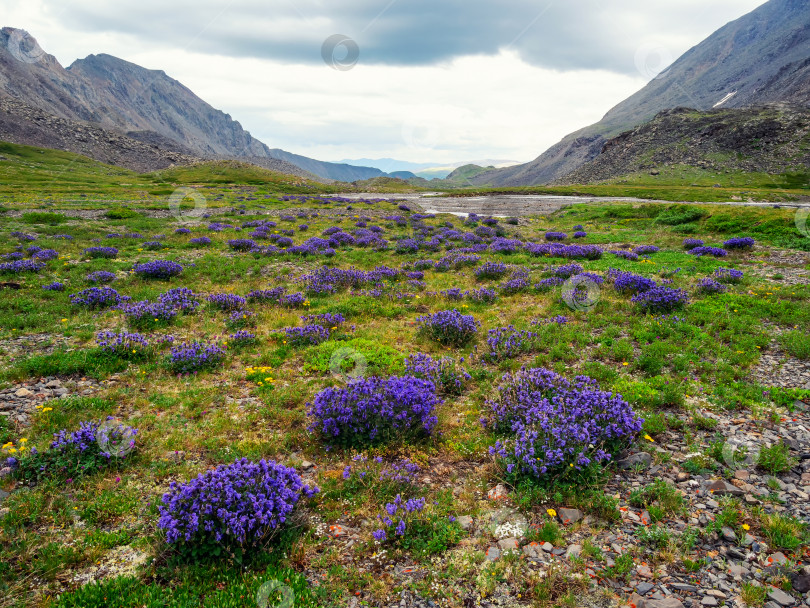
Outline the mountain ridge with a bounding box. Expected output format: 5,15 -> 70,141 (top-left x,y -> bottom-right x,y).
472,0 -> 810,187
0,28 -> 384,181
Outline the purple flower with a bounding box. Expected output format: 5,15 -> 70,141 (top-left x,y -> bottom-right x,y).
723,237 -> 755,250
0,259 -> 46,274
166,340 -> 226,374
486,368 -> 642,476
631,286 -> 689,312
545,231 -> 568,241
158,458 -> 317,547
307,376 -> 441,445
42,281 -> 65,291
689,246 -> 727,258
70,287 -> 128,309
695,277 -> 728,295
714,267 -> 743,283
682,238 -> 704,250
416,309 -> 479,346
133,260 -> 183,279
83,247 -> 118,259
86,271 -> 116,284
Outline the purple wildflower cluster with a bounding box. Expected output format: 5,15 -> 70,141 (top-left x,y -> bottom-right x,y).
682,238 -> 704,250
207,293 -> 247,311
607,269 -> 657,294
70,286 -> 129,309
167,340 -> 226,374
0,259 -> 46,274
723,237 -> 755,250
86,271 -> 116,284
404,353 -> 471,395
158,458 -> 317,549
714,267 -> 743,283
142,241 -> 164,251
416,309 -> 479,346
484,326 -> 539,362
158,287 -> 201,313
307,376 -> 441,445
133,260 -> 183,279
631,286 -> 689,312
84,247 -> 118,259
525,243 -> 602,260
10,418 -> 138,481
225,310 -> 256,330
552,263 -> 584,279
189,237 -> 212,246
500,276 -> 530,295
284,324 -> 331,346
695,277 -> 728,295
372,494 -> 427,543
32,249 -> 59,261
465,287 -> 498,303
247,287 -> 286,304
96,331 -> 150,357
279,292 -> 308,308
228,238 -> 256,252
534,277 -> 564,292
475,262 -> 509,280
121,300 -> 177,328
545,232 -> 567,241
609,250 -> 639,261
689,246 -> 727,257
633,245 -> 660,255
301,312 -> 346,328
42,282 -> 65,291
573,231 -> 587,239
487,368 -> 642,476
228,330 -> 257,346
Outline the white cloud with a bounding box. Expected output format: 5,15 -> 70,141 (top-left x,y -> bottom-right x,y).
2,0 -> 767,162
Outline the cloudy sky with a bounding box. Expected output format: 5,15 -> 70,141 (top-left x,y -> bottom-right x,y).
6,0 -> 766,166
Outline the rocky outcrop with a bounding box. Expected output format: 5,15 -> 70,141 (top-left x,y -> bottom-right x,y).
473,0 -> 810,186
0,27 -> 383,181
0,96 -> 200,171
555,104 -> 810,185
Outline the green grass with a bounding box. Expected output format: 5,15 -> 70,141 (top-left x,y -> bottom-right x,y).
0,177 -> 809,606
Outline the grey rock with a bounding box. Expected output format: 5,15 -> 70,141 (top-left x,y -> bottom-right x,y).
767,589 -> 795,606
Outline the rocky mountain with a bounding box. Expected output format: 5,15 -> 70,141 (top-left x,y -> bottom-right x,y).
0,96 -> 199,172
556,104 -> 810,185
473,0 -> 810,186
0,27 -> 380,181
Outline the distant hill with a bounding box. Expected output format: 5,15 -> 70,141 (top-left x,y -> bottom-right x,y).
0,27 -> 382,181
473,0 -> 810,186
555,104 -> 810,185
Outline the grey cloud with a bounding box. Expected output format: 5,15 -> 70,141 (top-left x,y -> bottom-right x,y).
56,0 -> 765,74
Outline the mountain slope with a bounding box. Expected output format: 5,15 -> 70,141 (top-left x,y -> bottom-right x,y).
473,0 -> 810,186
0,27 -> 381,181
556,104 -> 810,185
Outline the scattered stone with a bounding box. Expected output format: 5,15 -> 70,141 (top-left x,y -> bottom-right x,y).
767,588 -> 795,606
557,508 -> 583,525
487,484 -> 509,501
617,452 -> 652,469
